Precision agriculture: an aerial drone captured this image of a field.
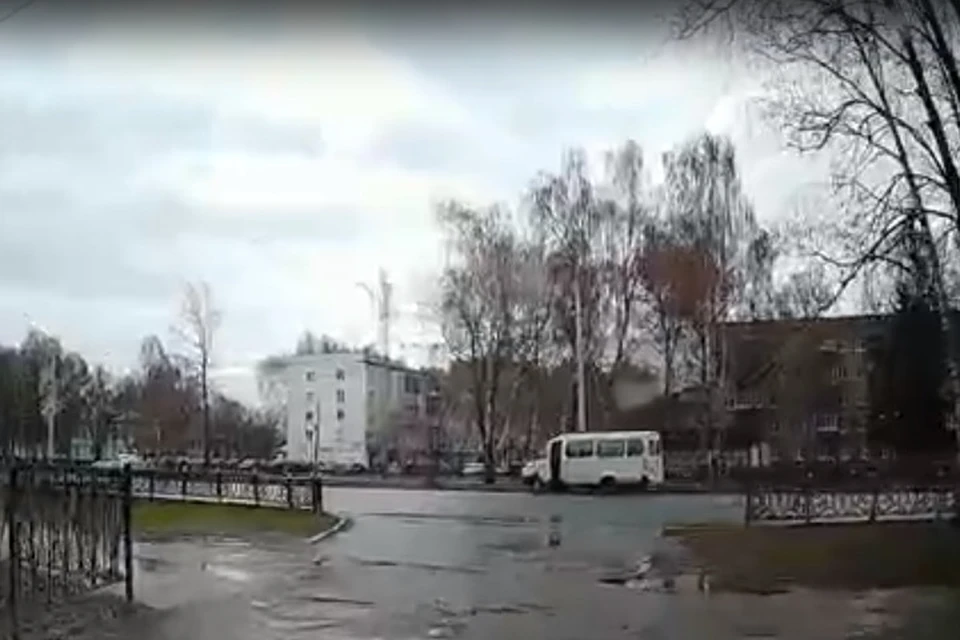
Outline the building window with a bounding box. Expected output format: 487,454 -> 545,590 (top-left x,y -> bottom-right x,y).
306,390 -> 315,403
337,409 -> 345,421
404,374 -> 421,395
816,413 -> 839,431
305,410 -> 314,423
305,370 -> 316,382
336,389 -> 345,403
831,365 -> 847,381
335,368 -> 345,381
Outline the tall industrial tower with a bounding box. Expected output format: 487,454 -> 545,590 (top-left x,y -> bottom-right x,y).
378,268 -> 392,361
358,268 -> 392,361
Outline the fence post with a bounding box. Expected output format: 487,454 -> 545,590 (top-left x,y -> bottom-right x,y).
312,474 -> 324,514
286,475 -> 294,510
7,466 -> 19,636
868,478 -> 879,524
216,470 -> 223,501
252,473 -> 260,506
935,468 -> 945,521
122,463 -> 134,603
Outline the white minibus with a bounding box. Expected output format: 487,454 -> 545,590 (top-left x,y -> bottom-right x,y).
522,431 -> 664,491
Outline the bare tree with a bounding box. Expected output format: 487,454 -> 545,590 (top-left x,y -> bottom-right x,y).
601,140 -> 652,374
639,225 -> 691,395
660,132 -> 760,471
530,149 -> 603,432
437,202 -> 525,481
174,281 -> 221,466
81,365 -> 114,460
530,145 -> 654,429
773,264 -> 837,318
136,335 -> 195,454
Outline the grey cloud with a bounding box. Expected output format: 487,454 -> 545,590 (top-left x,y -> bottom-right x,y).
0,77 -> 336,309
363,119 -> 472,173
0,183 -> 373,304
0,76 -> 324,163
361,117 -> 536,196
0,189 -> 177,303
218,116 -> 325,157
147,201 -> 375,248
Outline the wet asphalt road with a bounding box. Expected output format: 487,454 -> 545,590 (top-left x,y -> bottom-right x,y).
56,488 -> 958,640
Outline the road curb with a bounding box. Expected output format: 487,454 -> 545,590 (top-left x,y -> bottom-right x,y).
307,513 -> 352,544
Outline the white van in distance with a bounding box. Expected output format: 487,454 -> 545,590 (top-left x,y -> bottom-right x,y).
523,431 -> 664,492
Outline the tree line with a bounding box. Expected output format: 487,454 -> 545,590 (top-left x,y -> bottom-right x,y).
438,0 -> 960,470
435,134 -> 838,476
0,282 -> 280,463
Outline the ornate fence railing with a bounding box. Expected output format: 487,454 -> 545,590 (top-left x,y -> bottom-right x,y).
744,479 -> 959,525
130,468 -> 325,513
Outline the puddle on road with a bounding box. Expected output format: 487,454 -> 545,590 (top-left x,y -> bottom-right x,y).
136,555 -> 174,572
347,555 -> 486,575
298,595 -> 375,607
481,536 -> 543,555
205,564 -> 253,583
252,590 -> 376,638
367,511 -> 540,528
421,596 -> 556,639
263,618 -> 343,634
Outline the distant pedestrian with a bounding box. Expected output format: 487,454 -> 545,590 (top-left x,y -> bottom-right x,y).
547,514 -> 562,547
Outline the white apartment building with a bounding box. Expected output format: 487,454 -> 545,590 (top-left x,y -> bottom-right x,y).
257,352 -> 433,467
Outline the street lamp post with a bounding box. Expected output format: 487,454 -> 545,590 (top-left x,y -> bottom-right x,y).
573,258 -> 587,433
40,353 -> 60,460
312,400 -> 321,470
306,399 -> 322,472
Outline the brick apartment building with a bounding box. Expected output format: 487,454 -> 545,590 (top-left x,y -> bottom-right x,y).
614,314 -> 912,468
720,314 -> 892,463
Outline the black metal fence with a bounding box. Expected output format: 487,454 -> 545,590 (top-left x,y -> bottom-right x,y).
1,463 -> 133,638
0,463 -> 326,638
130,468 -> 325,513
742,462 -> 960,525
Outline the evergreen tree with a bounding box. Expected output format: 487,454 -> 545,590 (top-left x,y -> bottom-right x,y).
869,284 -> 955,456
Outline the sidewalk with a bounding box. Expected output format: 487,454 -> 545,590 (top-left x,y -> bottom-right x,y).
320,474 -> 730,494
321,475 -> 529,493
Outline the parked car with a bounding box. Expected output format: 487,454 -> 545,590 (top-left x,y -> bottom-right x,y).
91,452 -> 144,470
462,461 -> 485,477
521,459 -> 547,486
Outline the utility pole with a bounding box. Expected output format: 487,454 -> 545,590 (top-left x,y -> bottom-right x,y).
573,259 -> 587,433
356,267 -> 392,361
311,400 -> 321,470
379,268 -> 392,361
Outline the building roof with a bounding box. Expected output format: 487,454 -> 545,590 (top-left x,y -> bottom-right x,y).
256,350 -> 431,379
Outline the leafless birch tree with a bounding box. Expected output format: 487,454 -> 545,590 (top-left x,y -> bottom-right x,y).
174,281 -> 221,466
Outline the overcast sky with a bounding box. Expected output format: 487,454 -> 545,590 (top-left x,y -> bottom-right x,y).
0,3 -> 826,404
